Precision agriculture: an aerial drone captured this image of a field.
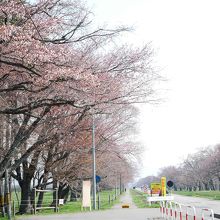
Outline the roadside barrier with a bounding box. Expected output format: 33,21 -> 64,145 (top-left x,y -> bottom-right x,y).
160,201 -> 175,220
214,214 -> 220,219
160,201 -> 168,220
165,201 -> 169,219
201,208 -> 214,220
160,201 -> 165,218
159,201 -> 214,220
185,205 -> 196,220
174,202 -> 183,220
174,204 -> 196,220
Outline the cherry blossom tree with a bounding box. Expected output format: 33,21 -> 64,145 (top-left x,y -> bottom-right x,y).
0,0 -> 158,180
0,0 -> 160,214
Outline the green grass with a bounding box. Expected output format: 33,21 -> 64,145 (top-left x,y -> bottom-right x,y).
98,190 -> 120,210
0,217 -> 8,220
0,189 -> 121,219
33,200 -> 82,215
174,190 -> 220,200
130,189 -> 160,208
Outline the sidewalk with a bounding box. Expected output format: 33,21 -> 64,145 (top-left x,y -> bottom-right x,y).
113,190 -> 137,209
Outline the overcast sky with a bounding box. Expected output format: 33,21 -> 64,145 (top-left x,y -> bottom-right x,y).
87,0 -> 220,177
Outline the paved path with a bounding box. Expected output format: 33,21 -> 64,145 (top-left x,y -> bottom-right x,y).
173,194 -> 220,214
21,191 -> 161,220
113,190 -> 137,209
20,209 -> 161,220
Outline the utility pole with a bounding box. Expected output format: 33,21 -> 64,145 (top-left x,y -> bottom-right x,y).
92,114 -> 96,210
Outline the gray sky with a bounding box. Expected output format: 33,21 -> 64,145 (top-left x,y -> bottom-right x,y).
87,0 -> 220,177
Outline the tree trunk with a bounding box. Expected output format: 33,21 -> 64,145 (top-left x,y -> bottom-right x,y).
0,179 -> 5,217
16,147 -> 42,214
52,180 -> 58,207
37,191 -> 45,208
19,179 -> 32,214
4,170 -> 12,220
204,183 -> 208,191
218,177 -> 220,191
36,172 -> 49,208
59,185 -> 70,203
70,190 -> 78,202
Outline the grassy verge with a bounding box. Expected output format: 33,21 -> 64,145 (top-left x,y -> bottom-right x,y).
130,189 -> 159,208
98,190 -> 120,210
174,190 -> 220,200
5,189 -> 120,219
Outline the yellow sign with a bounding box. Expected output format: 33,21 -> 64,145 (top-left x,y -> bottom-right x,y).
150,182 -> 161,194
161,177 -> 166,196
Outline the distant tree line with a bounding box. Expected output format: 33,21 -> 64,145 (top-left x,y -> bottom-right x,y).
136,144 -> 220,191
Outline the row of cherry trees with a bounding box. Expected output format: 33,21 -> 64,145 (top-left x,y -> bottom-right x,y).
0,0 -> 158,214
137,144 -> 220,191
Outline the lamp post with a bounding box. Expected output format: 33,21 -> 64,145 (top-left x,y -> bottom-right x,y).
92,113 -> 96,210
